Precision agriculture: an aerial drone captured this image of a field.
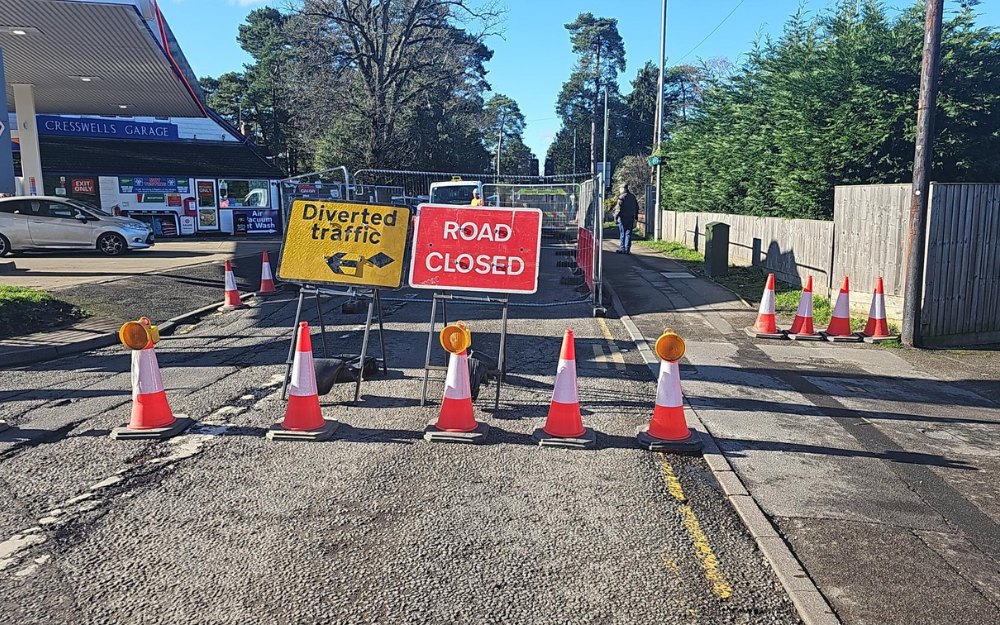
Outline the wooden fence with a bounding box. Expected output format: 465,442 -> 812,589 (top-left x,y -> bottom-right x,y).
662,210 -> 835,296
661,182 -> 1000,346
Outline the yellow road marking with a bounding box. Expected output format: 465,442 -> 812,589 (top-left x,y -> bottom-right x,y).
659,454 -> 734,600
596,317 -> 614,341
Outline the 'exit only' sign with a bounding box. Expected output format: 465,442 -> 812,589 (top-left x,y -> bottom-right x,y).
408,205 -> 543,294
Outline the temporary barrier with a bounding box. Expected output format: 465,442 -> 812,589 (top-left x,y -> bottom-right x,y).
278,166 -> 351,232
575,175 -> 606,316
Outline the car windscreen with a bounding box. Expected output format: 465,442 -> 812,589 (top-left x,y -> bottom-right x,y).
65,199 -> 112,217
432,186 -> 477,205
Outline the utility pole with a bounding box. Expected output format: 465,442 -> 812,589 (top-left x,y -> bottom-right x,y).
602,88 -> 610,189
573,129 -> 577,175
496,111 -> 506,180
902,0 -> 944,348
653,0 -> 667,241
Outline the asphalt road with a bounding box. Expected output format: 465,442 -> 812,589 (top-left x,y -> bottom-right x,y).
0,246 -> 799,623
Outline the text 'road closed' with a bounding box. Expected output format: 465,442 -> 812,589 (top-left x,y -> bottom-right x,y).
409,205 -> 542,294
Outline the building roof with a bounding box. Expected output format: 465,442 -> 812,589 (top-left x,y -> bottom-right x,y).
34,137 -> 283,179
2,0 -> 205,117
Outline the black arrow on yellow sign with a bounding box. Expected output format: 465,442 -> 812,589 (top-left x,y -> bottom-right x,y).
326,252 -> 395,275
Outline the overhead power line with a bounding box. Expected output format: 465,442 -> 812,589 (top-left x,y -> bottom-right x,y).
675,0 -> 747,63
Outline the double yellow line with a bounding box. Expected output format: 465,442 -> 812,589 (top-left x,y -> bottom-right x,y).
659,454 -> 733,600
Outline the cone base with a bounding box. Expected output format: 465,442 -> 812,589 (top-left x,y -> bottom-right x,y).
745,327 -> 788,340
256,289 -> 279,296
636,424 -> 704,453
533,426 -> 596,449
424,420 -> 488,444
862,334 -> 900,344
111,415 -> 194,440
218,303 -> 248,310
822,332 -> 862,343
266,419 -> 339,441
788,332 -> 825,341
0,420 -> 8,434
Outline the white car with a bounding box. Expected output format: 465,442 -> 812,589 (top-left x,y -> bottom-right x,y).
0,196 -> 154,256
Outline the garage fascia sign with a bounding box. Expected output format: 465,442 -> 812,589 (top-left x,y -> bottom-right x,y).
37,115 -> 179,141
409,205 -> 543,294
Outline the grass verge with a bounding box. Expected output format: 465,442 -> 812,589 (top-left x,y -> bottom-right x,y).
634,241 -> 902,342
0,285 -> 88,339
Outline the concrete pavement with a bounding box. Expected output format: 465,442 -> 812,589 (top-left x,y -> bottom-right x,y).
0,246 -> 799,623
603,241 -> 1000,624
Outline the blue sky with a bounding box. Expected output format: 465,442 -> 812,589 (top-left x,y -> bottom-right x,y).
163,0 -> 999,162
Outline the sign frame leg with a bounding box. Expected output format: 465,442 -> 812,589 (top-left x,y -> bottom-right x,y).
374,288 -> 388,374
281,288 -> 308,400
420,294 -> 440,407
353,291 -> 376,404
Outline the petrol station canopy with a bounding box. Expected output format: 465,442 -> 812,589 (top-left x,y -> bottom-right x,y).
2,0 -> 206,117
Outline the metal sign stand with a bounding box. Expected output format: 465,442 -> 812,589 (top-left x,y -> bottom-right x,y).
420,292 -> 509,411
281,285 -> 387,403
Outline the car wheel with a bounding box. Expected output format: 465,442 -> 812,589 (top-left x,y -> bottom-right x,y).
97,233 -> 126,256
0,234 -> 10,257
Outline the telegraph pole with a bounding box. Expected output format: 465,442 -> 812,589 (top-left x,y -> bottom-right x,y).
496,111 -> 506,180
902,0 -> 944,347
573,129 -> 577,175
653,0 -> 667,241
602,88 -> 610,188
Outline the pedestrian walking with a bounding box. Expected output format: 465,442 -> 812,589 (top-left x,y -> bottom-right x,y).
614,184 -> 639,254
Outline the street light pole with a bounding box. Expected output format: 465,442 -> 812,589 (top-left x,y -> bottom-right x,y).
653,0 -> 667,241
902,0 -> 944,348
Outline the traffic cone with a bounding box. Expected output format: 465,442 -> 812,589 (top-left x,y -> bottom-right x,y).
219,260 -> 247,310
636,359 -> 703,452
823,276 -> 861,342
787,276 -> 823,341
746,273 -> 786,339
533,330 -> 596,449
862,277 -> 897,342
258,251 -> 278,295
424,347 -> 489,444
268,322 -> 339,441
111,343 -> 193,440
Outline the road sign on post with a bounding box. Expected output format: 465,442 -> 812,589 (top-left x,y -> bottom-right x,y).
408,205 -> 543,294
278,200 -> 410,288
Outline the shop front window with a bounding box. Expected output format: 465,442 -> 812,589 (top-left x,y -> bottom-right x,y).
219,179 -> 269,208
44,175 -> 100,205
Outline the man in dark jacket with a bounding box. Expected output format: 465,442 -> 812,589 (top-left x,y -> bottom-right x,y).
614,184 -> 640,254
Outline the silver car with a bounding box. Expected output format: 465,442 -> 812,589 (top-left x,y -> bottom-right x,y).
0,196 -> 154,256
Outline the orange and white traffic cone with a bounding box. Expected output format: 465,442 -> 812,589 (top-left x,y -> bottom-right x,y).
636,358 -> 703,453
268,322 -> 339,441
111,343 -> 193,439
862,277 -> 896,342
424,344 -> 489,444
787,276 -> 823,341
258,251 -> 277,295
746,273 -> 786,339
823,276 -> 860,342
533,330 -> 596,448
219,260 -> 247,310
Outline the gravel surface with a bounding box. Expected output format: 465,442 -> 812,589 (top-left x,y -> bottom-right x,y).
0,247 -> 799,623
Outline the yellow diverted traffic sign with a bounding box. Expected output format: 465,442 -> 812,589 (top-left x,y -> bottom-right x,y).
279,200 -> 410,288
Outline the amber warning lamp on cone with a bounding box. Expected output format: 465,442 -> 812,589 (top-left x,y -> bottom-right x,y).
654,328 -> 686,362
440,321 -> 472,354
119,317 -> 160,350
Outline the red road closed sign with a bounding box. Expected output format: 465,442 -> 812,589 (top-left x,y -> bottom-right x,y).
409,205 -> 543,294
